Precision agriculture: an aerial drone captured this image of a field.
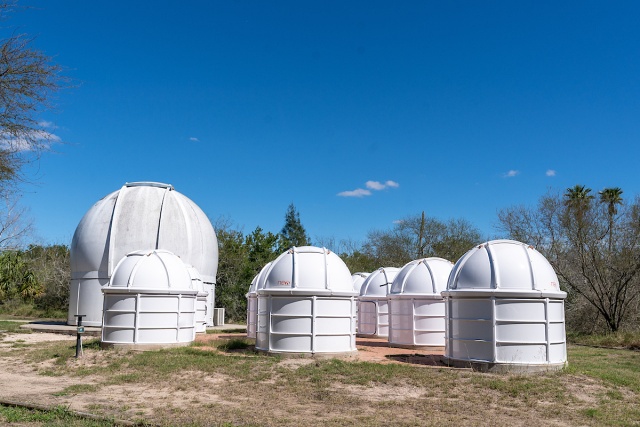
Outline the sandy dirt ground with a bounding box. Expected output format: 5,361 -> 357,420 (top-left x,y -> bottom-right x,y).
0,331 -> 449,424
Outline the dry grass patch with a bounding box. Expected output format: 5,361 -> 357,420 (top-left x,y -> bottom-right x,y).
1,333 -> 640,426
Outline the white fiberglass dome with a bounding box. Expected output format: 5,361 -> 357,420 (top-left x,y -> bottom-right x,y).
351,272 -> 370,294
69,182 -> 218,326
447,239 -> 563,295
256,247 -> 357,354
391,258 -> 453,296
101,250 -> 198,347
107,249 -> 193,292
260,246 -> 353,295
71,182 -> 218,283
443,240 -> 567,371
247,262 -> 273,296
187,266 -> 205,294
359,267 -> 401,297
246,262 -> 272,339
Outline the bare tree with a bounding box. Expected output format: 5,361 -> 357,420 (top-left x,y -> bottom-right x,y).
0,1 -> 65,190
0,190 -> 31,250
498,188 -> 640,332
362,213 -> 482,267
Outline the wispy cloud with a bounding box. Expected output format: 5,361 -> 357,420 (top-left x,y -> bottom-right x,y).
365,180 -> 400,190
0,130 -> 61,152
392,219 -> 404,224
38,120 -> 55,129
546,169 -> 556,177
503,170 -> 519,178
337,188 -> 372,198
338,180 -> 400,198
189,137 -> 199,142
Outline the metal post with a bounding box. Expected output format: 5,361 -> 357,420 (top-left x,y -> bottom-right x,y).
74,315 -> 85,358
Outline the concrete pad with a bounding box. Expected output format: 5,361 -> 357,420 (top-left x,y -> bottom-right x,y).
20,321 -> 101,337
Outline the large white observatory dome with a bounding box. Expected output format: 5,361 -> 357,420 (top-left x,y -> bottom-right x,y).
68,182 -> 218,326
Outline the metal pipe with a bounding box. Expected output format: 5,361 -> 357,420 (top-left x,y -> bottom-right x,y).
74,314 -> 85,358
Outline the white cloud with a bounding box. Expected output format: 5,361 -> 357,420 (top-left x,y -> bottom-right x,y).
38,120 -> 55,129
0,130 -> 61,152
337,188 -> 372,198
339,179 -> 399,198
189,137 -> 199,142
365,180 -> 400,190
366,180 -> 386,190
392,219 -> 404,224
503,170 -> 519,178
546,169 -> 556,177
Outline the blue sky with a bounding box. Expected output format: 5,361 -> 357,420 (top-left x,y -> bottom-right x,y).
11,1 -> 640,248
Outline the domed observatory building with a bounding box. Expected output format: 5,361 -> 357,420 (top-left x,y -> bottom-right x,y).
443,240 -> 567,372
388,258 -> 453,348
351,272 -> 370,294
187,266 -> 208,334
68,182 -> 218,327
246,262 -> 272,339
101,250 -> 198,348
256,246 -> 358,356
358,267 -> 400,338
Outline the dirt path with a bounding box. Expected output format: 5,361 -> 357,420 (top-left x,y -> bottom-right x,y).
0,332 -> 449,421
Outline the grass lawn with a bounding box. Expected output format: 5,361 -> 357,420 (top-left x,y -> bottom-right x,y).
0,334 -> 639,426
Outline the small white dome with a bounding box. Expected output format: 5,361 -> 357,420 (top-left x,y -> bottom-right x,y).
447,240 -> 562,293
186,265 -> 206,295
351,272 -> 370,294
390,258 -> 453,295
248,262 -> 273,296
260,246 -> 354,294
107,249 -> 193,291
359,267 -> 401,297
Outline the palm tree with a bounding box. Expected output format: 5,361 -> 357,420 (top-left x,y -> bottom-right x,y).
564,185 -> 594,225
599,187 -> 623,253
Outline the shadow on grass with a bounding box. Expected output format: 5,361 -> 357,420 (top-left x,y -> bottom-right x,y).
385,353 -> 449,367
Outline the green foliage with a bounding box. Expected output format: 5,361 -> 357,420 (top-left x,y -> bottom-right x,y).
0,244 -> 70,316
215,223 -> 279,322
340,250 -> 379,273
0,249 -> 41,301
277,203 -> 310,252
28,244 -> 70,311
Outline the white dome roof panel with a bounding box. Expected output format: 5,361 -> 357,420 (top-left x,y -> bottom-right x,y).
261,246 -> 354,294
391,258 -> 453,295
70,190 -> 118,277
359,267 -> 400,297
70,182 -> 218,282
108,249 -> 192,291
447,240 -> 564,294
